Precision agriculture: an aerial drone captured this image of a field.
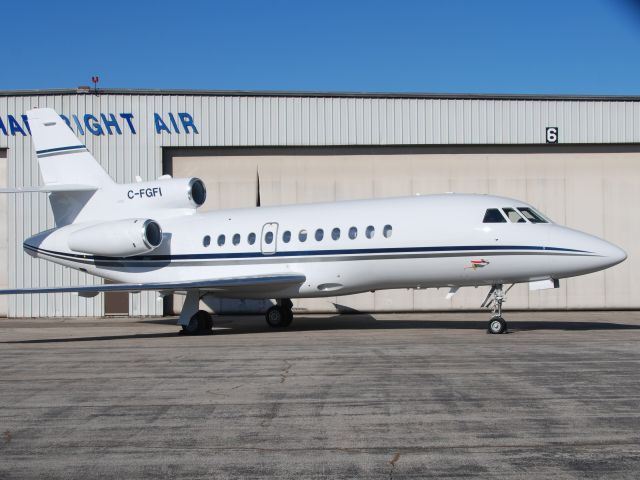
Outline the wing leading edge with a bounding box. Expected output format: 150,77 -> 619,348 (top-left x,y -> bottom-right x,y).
0,185 -> 99,193
0,273 -> 306,295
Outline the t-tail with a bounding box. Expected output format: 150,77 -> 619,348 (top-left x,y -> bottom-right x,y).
29,108 -> 114,189
24,108 -> 113,225
0,108 -> 207,226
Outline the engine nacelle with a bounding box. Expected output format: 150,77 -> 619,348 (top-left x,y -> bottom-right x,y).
68,219 -> 163,257
122,177 -> 206,210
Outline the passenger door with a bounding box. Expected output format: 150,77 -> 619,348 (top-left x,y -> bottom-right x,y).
261,222 -> 278,255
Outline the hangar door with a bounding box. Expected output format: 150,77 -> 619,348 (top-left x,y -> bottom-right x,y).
0,149 -> 6,316
165,145 -> 639,313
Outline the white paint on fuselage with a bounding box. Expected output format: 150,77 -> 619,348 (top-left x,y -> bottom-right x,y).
24,194 -> 626,299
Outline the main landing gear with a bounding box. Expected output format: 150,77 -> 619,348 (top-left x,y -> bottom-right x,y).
482,284 -> 513,334
265,299 -> 294,328
182,310 -> 213,335
178,290 -> 213,335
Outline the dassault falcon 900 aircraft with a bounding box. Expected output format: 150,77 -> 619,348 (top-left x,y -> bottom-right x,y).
0,108 -> 627,334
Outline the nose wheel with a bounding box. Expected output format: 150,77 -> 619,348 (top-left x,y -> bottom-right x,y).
488,316 -> 507,334
482,284 -> 512,334
265,299 -> 294,328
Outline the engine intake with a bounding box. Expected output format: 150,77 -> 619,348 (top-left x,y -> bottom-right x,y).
188,177 -> 207,207
68,218 -> 163,257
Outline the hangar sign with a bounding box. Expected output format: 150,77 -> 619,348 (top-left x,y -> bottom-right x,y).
0,112 -> 199,136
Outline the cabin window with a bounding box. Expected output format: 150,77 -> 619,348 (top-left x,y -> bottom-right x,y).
331,228 -> 340,240
366,225 -> 375,239
483,209 -> 507,223
283,230 -> 291,243
315,228 -> 324,241
265,231 -> 274,244
217,234 -> 226,246
203,235 -> 211,247
517,207 -> 548,223
232,233 -> 241,246
248,233 -> 256,245
349,227 -> 358,239
299,229 -> 308,242
383,224 -> 393,238
503,208 -> 526,223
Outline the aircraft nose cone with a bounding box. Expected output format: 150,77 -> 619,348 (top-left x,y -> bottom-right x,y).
609,244 -> 627,265
601,241 -> 627,268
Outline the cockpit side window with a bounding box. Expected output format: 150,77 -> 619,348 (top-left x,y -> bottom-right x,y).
502,208 -> 526,223
517,207 -> 548,223
483,208 -> 507,223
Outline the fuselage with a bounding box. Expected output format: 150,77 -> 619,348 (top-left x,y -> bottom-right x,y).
23,194 -> 627,299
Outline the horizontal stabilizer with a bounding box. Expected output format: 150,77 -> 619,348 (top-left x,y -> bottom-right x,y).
0,185 -> 98,193
0,273 -> 306,296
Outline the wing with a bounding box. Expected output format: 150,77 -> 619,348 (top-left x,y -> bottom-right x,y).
0,273 -> 306,296
0,185 -> 98,193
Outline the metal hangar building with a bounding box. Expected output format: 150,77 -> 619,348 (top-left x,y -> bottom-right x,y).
0,89 -> 638,317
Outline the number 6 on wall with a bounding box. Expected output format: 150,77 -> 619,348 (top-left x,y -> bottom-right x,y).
546,127 -> 558,143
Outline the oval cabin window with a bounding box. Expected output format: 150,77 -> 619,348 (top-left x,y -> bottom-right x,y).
366,226 -> 375,239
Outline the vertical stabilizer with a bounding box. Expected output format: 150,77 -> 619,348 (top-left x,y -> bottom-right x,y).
27,108 -> 114,225
27,108 -> 113,187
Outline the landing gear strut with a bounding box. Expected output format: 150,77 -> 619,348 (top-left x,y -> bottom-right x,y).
482,284 -> 512,334
265,299 -> 293,328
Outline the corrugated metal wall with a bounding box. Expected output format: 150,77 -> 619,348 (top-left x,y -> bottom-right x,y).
0,91 -> 639,317
0,148 -> 7,316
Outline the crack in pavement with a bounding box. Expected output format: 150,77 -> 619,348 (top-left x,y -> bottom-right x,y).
280,359 -> 292,384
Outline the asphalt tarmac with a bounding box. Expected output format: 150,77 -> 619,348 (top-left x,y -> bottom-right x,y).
1,311 -> 640,479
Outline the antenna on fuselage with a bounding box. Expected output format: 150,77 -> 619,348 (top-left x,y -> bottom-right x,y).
256,169 -> 261,207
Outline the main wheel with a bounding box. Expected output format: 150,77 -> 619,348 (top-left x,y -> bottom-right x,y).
487,316 -> 507,334
182,310 -> 213,335
281,309 -> 294,327
265,306 -> 292,328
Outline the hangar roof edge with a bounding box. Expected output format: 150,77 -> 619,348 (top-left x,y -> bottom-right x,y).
1,88 -> 640,102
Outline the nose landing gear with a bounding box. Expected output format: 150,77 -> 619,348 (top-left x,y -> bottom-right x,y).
488,315 -> 507,335
482,284 -> 513,334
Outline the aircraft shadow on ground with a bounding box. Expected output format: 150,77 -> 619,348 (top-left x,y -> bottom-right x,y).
3,332 -> 180,344
4,313 -> 640,344
204,315 -> 640,335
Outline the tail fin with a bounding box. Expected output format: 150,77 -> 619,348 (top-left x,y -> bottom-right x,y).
27,108 -> 114,225
27,108 -> 113,188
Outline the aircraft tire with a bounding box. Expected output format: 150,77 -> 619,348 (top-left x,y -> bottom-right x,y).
281,309 -> 294,327
265,306 -> 292,328
182,310 -> 213,335
487,316 -> 507,334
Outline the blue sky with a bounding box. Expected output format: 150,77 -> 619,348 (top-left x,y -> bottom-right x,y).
3,0 -> 640,94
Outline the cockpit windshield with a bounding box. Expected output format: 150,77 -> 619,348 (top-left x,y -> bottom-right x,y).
483,206 -> 551,224
502,208 -> 526,223
517,207 -> 548,223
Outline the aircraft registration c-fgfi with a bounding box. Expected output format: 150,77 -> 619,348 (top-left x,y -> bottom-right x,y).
0,108 -> 628,334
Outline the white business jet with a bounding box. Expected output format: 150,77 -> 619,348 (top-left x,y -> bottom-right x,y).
0,108 -> 627,334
